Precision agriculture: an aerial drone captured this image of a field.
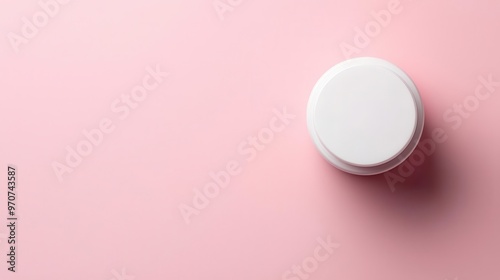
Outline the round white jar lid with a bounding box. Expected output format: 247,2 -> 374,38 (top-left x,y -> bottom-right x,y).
307,57 -> 424,175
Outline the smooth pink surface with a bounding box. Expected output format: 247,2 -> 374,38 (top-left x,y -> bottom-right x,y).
1,0 -> 500,279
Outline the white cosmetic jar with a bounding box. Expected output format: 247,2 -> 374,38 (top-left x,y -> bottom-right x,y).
307,57 -> 424,175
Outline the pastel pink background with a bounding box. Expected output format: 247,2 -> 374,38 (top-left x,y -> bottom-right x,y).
1,0 -> 500,279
